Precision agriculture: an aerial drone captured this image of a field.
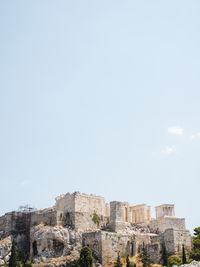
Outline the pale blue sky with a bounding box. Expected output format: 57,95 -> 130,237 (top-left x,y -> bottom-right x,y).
0,1 -> 200,233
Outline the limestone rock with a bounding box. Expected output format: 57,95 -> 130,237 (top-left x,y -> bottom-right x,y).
30,225 -> 82,262
179,262 -> 200,267
0,236 -> 12,263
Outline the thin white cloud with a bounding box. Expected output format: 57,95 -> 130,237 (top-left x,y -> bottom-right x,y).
168,127 -> 183,135
163,146 -> 176,155
191,132 -> 200,140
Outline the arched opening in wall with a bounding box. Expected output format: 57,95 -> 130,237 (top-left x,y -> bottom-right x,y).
32,241 -> 38,257
53,239 -> 64,257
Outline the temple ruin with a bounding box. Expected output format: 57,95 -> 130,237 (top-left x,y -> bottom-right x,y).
0,191 -> 192,266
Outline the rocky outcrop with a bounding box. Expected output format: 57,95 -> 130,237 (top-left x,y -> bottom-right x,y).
30,225 -> 82,264
178,262 -> 200,267
0,236 -> 12,265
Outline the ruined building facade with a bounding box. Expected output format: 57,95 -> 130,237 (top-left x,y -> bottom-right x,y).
0,191 -> 192,266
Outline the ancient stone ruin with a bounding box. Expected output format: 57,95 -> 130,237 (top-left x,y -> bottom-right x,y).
0,191 -> 192,266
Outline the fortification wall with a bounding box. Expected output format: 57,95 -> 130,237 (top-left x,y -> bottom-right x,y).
83,231 -> 153,266
149,217 -> 185,233
83,231 -> 133,266
63,212 -> 109,231
82,231 -> 102,262
56,193 -> 75,213
148,242 -> 162,264
55,193 -> 75,224
101,232 -> 132,266
55,192 -> 106,227
173,229 -> 192,253
30,208 -> 57,227
83,228 -> 191,266
162,229 -> 191,255
74,192 -> 105,216
109,201 -> 125,231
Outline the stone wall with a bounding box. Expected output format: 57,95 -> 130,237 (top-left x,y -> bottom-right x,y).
83,231 -> 154,266
149,228 -> 192,257
56,193 -> 75,225
109,201 -> 125,232
173,229 -> 192,254
63,212 -> 109,232
55,192 -> 107,227
82,229 -> 192,266
148,241 -> 162,264
162,229 -> 191,255
83,231 -> 132,266
74,192 -> 105,216
149,217 -> 186,233
101,232 -> 132,266
82,231 -> 102,262
31,208 -> 57,227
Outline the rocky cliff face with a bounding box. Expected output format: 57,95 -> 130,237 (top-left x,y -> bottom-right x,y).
0,236 -> 12,265
30,225 -> 82,264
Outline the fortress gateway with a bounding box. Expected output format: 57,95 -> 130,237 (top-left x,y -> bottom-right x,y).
0,192 -> 192,266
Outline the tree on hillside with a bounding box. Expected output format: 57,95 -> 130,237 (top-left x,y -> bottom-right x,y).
126,254 -> 130,267
114,253 -> 122,267
182,244 -> 187,264
9,240 -> 18,267
190,227 -> 200,261
139,243 -> 150,267
168,255 -> 182,267
161,243 -> 168,266
79,246 -> 93,267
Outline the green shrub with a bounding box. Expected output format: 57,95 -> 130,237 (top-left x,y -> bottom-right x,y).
24,259 -> 32,267
138,243 -> 150,267
79,246 -> 93,267
9,241 -> 18,267
92,213 -> 101,226
168,255 -> 182,267
190,227 -> 200,261
187,258 -> 193,264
